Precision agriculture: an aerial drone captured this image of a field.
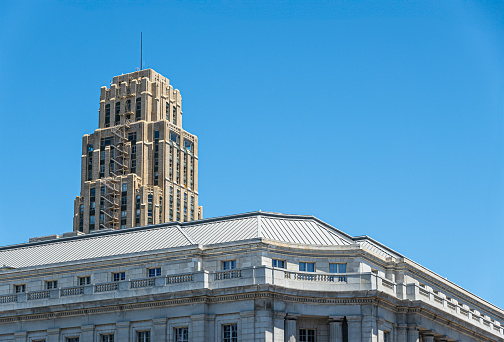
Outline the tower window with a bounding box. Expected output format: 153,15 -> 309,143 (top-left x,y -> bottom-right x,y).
170,132 -> 179,144
105,104 -> 110,127
172,106 -> 177,125
183,139 -> 193,151
166,102 -> 170,121
135,97 -> 141,120
115,101 -> 120,125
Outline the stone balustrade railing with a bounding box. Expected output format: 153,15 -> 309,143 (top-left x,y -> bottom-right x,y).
0,267 -> 502,337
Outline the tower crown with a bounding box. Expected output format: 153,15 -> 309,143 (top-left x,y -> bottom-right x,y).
74,70 -> 202,233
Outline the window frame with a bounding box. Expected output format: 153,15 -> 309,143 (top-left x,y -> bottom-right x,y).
136,330 -> 150,342
272,259 -> 286,269
299,328 -> 316,342
222,323 -> 238,342
223,260 -> 237,270
14,284 -> 26,293
329,263 -> 347,274
148,267 -> 161,278
112,272 -> 126,282
100,334 -> 114,342
46,280 -> 58,290
78,276 -> 91,286
299,262 -> 315,272
174,327 -> 189,342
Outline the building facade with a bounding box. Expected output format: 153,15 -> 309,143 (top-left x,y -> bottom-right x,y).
73,69 -> 202,233
1,212 -> 503,342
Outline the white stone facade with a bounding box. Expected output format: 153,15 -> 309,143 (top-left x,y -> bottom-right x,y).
0,212 -> 502,341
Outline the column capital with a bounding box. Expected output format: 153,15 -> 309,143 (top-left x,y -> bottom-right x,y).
14,332 -> 27,338
328,316 -> 344,322
285,313 -> 301,320
345,315 -> 362,323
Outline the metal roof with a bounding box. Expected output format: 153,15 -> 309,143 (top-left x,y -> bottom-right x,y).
0,212 -> 401,269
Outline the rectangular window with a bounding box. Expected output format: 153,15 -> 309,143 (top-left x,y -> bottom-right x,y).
299,262 -> 315,272
272,259 -> 286,268
15,284 -> 26,293
79,276 -> 91,286
170,132 -> 180,144
183,139 -> 193,151
113,272 -> 125,282
223,260 -> 236,270
222,324 -> 237,342
122,183 -> 128,192
66,338 -> 79,342
115,101 -> 120,124
299,329 -> 315,342
136,97 -> 141,120
101,334 -> 114,342
166,102 -> 170,121
137,331 -> 150,342
148,267 -> 161,277
384,331 -> 390,342
174,327 -> 189,342
172,106 -> 177,125
329,263 -> 346,273
46,280 -> 58,289
105,104 -> 111,127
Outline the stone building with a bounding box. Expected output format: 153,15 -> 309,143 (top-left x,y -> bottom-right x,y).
73,69 -> 202,233
0,211 -> 502,341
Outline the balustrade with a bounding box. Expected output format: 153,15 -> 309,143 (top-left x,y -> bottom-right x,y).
61,286 -> 84,296
27,291 -> 50,300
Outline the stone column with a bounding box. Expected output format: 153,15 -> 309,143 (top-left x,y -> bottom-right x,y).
361,305 -> 378,342
422,334 -> 434,342
407,326 -> 419,342
347,316 -> 362,342
14,332 -> 26,342
273,312 -> 285,342
395,324 -> 407,342
47,328 -> 59,342
285,316 -> 297,342
81,325 -> 94,341
116,321 -> 130,341
328,319 -> 343,342
153,318 -> 167,341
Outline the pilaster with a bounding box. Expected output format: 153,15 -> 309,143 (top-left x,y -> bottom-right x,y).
81,325 -> 94,341
47,328 -> 59,342
116,321 -> 130,341
347,315 -> 362,342
153,318 -> 167,341
14,332 -> 26,342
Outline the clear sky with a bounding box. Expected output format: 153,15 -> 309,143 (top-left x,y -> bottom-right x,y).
0,1 -> 503,308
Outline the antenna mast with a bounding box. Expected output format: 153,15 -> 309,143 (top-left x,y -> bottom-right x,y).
140,32 -> 143,70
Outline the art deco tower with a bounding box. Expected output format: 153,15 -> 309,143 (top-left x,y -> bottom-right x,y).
73,69 -> 202,233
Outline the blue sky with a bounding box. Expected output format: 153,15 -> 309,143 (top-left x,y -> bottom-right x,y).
0,1 -> 503,308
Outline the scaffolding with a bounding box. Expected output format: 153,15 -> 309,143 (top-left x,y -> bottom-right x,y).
100,119 -> 131,230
